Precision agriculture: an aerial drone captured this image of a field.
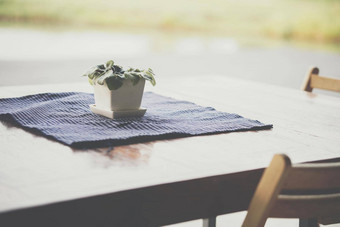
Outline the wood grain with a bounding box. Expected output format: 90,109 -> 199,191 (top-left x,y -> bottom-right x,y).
1,76 -> 340,226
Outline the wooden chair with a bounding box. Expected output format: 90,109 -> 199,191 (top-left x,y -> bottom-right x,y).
242,154 -> 340,227
302,67 -> 340,92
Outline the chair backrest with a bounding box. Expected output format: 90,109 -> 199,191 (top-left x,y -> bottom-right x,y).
242,154 -> 340,227
302,67 -> 340,92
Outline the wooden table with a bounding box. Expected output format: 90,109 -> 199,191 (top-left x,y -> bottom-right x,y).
1,76 -> 340,227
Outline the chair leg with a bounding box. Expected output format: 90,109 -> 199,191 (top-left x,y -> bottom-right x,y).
299,218 -> 319,227
203,217 -> 216,227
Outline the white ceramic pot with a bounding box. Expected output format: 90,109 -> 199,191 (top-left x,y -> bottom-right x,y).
93,78 -> 145,111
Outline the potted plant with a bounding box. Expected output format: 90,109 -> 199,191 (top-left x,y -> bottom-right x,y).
83,60 -> 156,118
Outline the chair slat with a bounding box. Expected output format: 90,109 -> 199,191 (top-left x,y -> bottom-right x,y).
282,163 -> 340,191
242,154 -> 340,227
301,67 -> 319,92
270,193 -> 340,218
241,154 -> 291,227
310,74 -> 340,92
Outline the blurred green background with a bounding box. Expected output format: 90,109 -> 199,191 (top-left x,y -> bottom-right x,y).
1,0 -> 339,46
1,0 -> 340,90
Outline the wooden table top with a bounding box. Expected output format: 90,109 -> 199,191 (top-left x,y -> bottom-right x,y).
1,76 -> 340,226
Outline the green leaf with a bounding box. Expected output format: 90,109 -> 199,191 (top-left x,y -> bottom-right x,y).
83,66 -> 96,77
97,64 -> 106,70
113,65 -> 123,73
97,69 -> 113,85
114,73 -> 124,79
106,77 -> 123,90
83,61 -> 156,88
143,69 -> 156,86
131,74 -> 140,85
87,72 -> 95,79
88,70 -> 102,79
88,77 -> 94,85
83,65 -> 106,80
130,72 -> 140,77
123,72 -> 132,79
106,60 -> 114,69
